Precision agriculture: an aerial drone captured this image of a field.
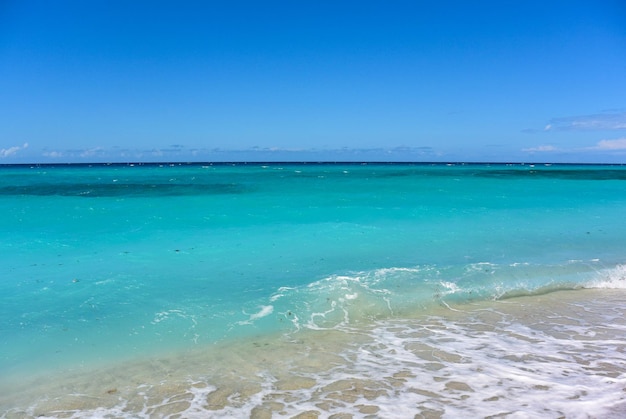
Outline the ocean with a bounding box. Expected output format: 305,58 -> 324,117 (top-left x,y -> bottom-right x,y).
1,162 -> 625,418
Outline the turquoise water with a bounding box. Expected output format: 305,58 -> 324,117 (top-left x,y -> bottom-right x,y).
1,163 -> 626,417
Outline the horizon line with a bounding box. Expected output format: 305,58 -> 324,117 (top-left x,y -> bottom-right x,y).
1,161 -> 625,167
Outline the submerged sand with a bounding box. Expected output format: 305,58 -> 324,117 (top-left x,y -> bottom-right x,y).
2,288 -> 626,418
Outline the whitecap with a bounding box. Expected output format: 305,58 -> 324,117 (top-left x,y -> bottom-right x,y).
238,305 -> 274,325
587,264 -> 626,289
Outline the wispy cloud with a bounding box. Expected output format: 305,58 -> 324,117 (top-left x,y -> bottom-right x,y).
42,150 -> 64,158
523,111 -> 626,134
522,138 -> 626,154
544,112 -> 626,132
80,147 -> 106,158
1,142 -> 29,157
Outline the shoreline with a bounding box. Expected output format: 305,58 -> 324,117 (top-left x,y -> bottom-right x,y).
3,287 -> 626,418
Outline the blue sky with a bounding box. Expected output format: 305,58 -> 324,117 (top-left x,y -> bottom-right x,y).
1,1 -> 625,163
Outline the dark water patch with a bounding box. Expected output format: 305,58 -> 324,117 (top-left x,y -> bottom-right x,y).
473,169 -> 626,181
0,183 -> 250,197
368,167 -> 626,181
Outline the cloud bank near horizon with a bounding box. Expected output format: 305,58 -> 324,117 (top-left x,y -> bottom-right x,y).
2,140 -> 625,164
30,145 -> 443,163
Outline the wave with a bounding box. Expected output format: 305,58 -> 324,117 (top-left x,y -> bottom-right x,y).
586,263 -> 626,289
236,260 -> 626,333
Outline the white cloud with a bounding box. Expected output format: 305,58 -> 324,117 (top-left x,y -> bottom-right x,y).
0,142 -> 28,157
587,138 -> 626,150
522,145 -> 557,152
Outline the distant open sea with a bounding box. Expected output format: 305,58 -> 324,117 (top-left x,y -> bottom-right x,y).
1,162 -> 625,418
